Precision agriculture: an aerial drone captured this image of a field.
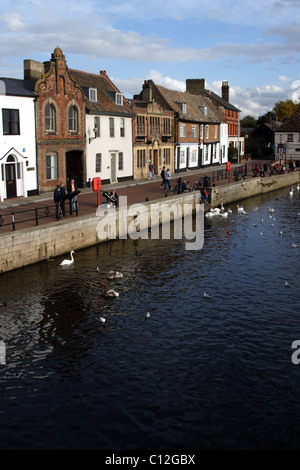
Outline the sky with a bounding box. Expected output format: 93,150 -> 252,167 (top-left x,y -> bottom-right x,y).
1,0 -> 300,118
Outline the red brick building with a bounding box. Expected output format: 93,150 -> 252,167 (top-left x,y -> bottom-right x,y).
24,47 -> 87,192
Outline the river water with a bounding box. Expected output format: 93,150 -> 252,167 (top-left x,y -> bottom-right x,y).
0,186 -> 300,450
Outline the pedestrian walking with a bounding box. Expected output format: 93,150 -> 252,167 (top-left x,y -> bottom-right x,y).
148,161 -> 155,179
164,168 -> 172,191
160,166 -> 165,189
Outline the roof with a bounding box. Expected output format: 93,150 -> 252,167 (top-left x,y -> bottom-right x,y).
154,84 -> 221,123
276,105 -> 300,132
204,89 -> 240,112
0,78 -> 36,97
69,69 -> 134,116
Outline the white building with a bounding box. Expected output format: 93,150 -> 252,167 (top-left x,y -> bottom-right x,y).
274,104 -> 300,164
70,69 -> 134,185
0,78 -> 38,200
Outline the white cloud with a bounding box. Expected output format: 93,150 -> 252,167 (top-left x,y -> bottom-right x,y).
0,12 -> 25,31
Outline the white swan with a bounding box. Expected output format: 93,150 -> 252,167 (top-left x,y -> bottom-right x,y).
289,187 -> 293,196
60,250 -> 75,266
105,289 -> 119,298
98,316 -> 106,324
220,211 -> 228,218
292,243 -> 298,248
268,208 -> 275,213
237,205 -> 246,214
203,292 -> 211,299
297,184 -> 300,191
108,271 -> 123,279
285,281 -> 291,288
145,312 -> 150,319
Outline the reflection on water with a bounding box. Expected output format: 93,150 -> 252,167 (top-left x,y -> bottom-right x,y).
0,187 -> 300,450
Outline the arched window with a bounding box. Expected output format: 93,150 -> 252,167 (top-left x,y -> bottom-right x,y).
68,105 -> 78,132
45,103 -> 56,132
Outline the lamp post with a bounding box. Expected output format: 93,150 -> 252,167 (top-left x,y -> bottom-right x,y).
89,126 -> 99,144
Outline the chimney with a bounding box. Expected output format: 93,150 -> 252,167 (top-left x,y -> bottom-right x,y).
222,81 -> 229,102
142,80 -> 153,102
24,59 -> 44,80
186,79 -> 205,95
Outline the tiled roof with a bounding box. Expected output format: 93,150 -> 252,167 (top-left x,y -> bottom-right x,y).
204,89 -> 240,112
276,105 -> 300,132
0,78 -> 36,97
155,84 -> 221,123
69,69 -> 134,116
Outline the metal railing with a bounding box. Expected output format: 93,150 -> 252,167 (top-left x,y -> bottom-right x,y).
0,201 -> 78,232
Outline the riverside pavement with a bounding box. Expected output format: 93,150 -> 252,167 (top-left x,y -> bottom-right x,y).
0,160 -> 264,233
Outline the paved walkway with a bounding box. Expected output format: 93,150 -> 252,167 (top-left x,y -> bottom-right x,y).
0,160 -> 267,233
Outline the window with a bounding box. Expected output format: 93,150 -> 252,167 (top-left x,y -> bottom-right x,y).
95,153 -> 102,172
89,88 -> 97,102
214,125 -> 217,139
287,134 -> 294,142
68,105 -> 78,132
46,154 -> 57,180
180,124 -> 185,138
120,118 -> 125,137
182,103 -> 187,114
45,103 -> 56,132
206,125 -> 209,139
118,152 -> 123,170
137,115 -> 145,135
191,126 -> 197,138
164,148 -> 170,165
180,150 -> 185,164
137,149 -> 146,168
116,93 -> 123,106
163,118 -> 171,135
205,146 -> 209,161
191,149 -> 197,162
200,125 -> 203,139
109,117 -> 114,137
2,109 -> 20,135
94,117 -> 100,137
150,116 -> 160,135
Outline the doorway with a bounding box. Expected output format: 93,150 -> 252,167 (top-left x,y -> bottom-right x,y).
66,150 -> 83,187
5,155 -> 17,198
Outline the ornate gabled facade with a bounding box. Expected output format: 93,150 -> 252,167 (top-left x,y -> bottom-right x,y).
25,47 -> 87,192
130,82 -> 175,179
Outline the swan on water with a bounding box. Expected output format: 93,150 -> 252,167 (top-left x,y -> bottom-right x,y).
145,312 -> 150,319
98,316 -> 106,324
59,250 -> 75,266
289,187 -> 293,196
237,205 -> 246,214
108,271 -> 123,279
105,289 -> 119,298
279,230 -> 283,236
292,243 -> 298,248
203,292 -> 211,299
268,208 -> 275,213
285,281 -> 291,288
96,267 -> 100,273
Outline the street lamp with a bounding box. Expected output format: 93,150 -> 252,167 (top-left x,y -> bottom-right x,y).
89,126 -> 99,144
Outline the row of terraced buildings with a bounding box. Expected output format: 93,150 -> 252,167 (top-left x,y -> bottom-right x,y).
0,47 -> 244,201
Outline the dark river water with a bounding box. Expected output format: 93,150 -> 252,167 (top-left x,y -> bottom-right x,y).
0,186 -> 300,450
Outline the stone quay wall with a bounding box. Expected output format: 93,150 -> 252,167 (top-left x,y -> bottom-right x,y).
0,172 -> 299,274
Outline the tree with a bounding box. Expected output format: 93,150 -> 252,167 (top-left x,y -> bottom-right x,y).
240,115 -> 257,128
273,99 -> 298,121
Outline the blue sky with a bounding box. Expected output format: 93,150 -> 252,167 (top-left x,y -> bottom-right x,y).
1,0 -> 300,117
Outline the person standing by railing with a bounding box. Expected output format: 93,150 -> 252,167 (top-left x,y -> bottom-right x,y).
54,184 -> 64,219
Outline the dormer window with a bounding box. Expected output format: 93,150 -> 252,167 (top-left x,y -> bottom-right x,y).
116,93 -> 123,106
89,88 -> 97,102
182,103 -> 187,114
